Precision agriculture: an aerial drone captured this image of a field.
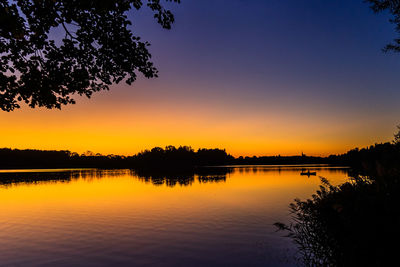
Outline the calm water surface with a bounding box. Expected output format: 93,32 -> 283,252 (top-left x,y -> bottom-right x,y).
0,166 -> 349,266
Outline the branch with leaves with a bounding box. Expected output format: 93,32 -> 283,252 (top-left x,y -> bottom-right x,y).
365,0 -> 400,52
0,0 -> 180,111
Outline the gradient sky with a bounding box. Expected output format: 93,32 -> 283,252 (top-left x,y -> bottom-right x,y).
1,0 -> 400,156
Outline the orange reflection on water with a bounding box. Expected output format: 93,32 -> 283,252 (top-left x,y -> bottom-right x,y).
0,166 -> 349,266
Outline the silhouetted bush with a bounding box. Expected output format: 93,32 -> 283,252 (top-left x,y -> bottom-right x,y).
275,127 -> 400,265
276,174 -> 400,266
331,142 -> 400,178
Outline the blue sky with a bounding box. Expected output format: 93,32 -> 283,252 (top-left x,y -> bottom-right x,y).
1,0 -> 399,156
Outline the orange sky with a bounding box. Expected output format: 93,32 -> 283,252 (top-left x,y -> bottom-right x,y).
1,1 -> 400,157
0,82 -> 396,157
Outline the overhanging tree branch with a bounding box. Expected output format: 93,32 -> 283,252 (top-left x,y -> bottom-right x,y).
0,0 -> 180,111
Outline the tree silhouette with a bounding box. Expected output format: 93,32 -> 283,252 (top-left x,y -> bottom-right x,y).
275,175 -> 400,266
394,125 -> 400,145
275,126 -> 400,265
366,0 -> 400,52
0,0 -> 179,111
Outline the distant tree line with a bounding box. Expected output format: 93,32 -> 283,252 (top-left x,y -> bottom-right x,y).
0,148 -> 126,169
1,136 -> 400,171
131,146 -> 234,170
235,154 -> 331,165
0,146 -> 234,169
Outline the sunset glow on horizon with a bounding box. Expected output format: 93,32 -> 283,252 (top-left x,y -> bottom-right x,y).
0,91 -> 395,157
1,0 -> 399,157
1,1 -> 400,265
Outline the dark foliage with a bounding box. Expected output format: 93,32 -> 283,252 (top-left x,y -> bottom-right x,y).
2,132 -> 400,170
275,175 -> 400,266
330,141 -> 400,178
275,129 -> 400,266
0,146 -> 234,169
365,0 -> 400,52
234,154 -> 331,166
0,0 -> 179,111
394,125 -> 400,145
130,146 -> 235,169
0,148 -> 127,168
3,144 -> 395,170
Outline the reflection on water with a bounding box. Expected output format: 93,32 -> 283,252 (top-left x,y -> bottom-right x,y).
0,168 -> 233,188
133,167 -> 233,187
0,165 -> 349,266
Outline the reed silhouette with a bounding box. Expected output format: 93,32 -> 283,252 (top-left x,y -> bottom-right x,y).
275,127 -> 400,266
275,174 -> 400,266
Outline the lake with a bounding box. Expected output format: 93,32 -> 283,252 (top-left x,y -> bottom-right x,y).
0,165 -> 349,266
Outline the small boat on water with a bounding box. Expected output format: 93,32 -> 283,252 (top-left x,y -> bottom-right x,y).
300,170 -> 317,176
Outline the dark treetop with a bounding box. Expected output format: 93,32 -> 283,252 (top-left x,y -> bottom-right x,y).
0,0 -> 179,111
366,0 -> 400,52
1,1 -> 399,112
1,139 -> 399,170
